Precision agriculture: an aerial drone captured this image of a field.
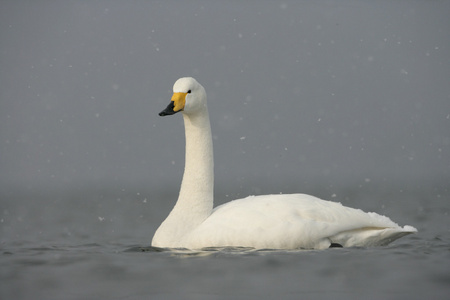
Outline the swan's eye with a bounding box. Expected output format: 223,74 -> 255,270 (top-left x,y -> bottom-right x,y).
187,90 -> 191,93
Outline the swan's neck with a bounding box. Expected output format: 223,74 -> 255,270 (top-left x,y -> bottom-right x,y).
153,108 -> 214,246
176,109 -> 214,217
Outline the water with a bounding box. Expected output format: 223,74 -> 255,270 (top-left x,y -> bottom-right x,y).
1,185 -> 449,300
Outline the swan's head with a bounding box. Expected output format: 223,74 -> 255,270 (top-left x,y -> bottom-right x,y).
159,77 -> 207,116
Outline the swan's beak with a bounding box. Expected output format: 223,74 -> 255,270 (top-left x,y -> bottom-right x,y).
159,92 -> 187,116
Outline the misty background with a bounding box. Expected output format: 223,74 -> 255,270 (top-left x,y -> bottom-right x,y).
1,0 -> 449,201
2,3 -> 449,299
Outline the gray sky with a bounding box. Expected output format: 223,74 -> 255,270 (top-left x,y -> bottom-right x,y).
1,0 -> 449,196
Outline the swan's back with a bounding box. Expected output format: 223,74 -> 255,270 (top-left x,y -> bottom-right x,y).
182,194 -> 416,249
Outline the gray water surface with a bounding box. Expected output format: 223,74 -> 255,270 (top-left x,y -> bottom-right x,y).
1,185 -> 449,300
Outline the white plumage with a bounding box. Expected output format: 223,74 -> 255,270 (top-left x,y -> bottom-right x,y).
152,77 -> 416,250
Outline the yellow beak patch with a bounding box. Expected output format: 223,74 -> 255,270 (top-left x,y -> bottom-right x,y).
171,92 -> 187,112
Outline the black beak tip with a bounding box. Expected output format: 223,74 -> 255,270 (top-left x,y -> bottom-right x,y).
159,102 -> 176,116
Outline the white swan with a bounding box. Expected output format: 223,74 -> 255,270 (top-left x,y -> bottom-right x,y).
152,77 -> 417,250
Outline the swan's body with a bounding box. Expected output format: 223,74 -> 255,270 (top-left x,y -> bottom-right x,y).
152,77 -> 416,250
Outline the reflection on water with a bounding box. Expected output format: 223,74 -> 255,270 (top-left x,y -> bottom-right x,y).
127,246 -> 285,258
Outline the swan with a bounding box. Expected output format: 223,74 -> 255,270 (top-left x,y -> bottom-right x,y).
152,77 -> 417,250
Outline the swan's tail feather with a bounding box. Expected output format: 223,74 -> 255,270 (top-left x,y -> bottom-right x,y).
331,225 -> 417,248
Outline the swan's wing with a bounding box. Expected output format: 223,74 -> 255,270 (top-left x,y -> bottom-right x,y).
184,194 -> 416,249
